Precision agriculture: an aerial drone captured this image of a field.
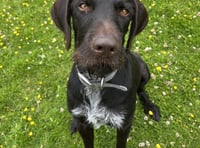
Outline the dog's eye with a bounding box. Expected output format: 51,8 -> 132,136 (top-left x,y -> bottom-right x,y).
79,2 -> 91,12
119,9 -> 129,17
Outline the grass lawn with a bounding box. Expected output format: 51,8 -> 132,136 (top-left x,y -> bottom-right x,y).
0,0 -> 199,147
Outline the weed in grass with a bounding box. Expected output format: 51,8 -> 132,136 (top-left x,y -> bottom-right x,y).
0,0 -> 200,147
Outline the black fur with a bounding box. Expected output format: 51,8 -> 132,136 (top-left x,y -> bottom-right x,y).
51,0 -> 161,147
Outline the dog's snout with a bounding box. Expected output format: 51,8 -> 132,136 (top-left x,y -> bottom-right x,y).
92,37 -> 118,54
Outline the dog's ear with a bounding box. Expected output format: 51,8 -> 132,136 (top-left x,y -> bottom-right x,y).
51,0 -> 71,50
126,0 -> 148,51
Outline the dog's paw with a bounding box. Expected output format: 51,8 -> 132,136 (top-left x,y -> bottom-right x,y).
144,103 -> 161,121
70,119 -> 78,135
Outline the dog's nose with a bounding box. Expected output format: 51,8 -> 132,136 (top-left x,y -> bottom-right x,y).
92,37 -> 117,54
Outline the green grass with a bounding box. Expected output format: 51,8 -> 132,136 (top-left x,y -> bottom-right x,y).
0,0 -> 199,147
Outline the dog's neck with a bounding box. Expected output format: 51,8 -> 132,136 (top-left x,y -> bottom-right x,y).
76,65 -> 128,92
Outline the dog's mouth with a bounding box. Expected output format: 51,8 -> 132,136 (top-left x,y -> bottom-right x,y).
73,50 -> 124,77
77,64 -> 115,77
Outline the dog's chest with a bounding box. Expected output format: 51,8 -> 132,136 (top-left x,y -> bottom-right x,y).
71,87 -> 125,129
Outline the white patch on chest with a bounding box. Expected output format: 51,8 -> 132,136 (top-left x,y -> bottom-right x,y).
71,87 -> 125,129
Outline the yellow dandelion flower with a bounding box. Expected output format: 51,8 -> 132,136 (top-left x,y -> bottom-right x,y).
15,51 -> 19,55
148,35 -> 153,39
27,116 -> 32,121
37,94 -> 42,100
52,38 -> 57,43
189,113 -> 194,118
163,65 -> 169,69
156,144 -> 161,148
151,3 -> 156,7
25,97 -> 29,100
0,35 -> 5,39
161,51 -> 167,55
60,50 -> 64,54
44,0 -> 47,4
173,86 -> 177,90
47,17 -> 51,21
156,66 -> 162,72
13,31 -> 18,35
24,107 -> 28,112
22,115 -> 27,120
28,132 -> 33,137
31,107 -> 35,112
21,21 -> 26,26
30,121 -> 35,126
0,144 -> 3,148
13,29 -> 20,36
193,77 -> 197,82
38,81 -> 43,85
0,65 -> 3,69
49,20 -> 53,25
148,110 -> 154,116
22,3 -> 29,7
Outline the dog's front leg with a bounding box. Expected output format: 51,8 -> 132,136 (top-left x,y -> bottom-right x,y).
70,117 -> 94,148
116,125 -> 131,148
79,123 -> 94,148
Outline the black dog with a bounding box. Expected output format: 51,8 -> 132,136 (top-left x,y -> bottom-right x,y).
51,0 -> 161,147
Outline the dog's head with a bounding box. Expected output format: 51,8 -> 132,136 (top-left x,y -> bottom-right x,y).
51,0 -> 148,76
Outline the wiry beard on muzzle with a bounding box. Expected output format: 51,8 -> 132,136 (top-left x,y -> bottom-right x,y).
73,49 -> 124,77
